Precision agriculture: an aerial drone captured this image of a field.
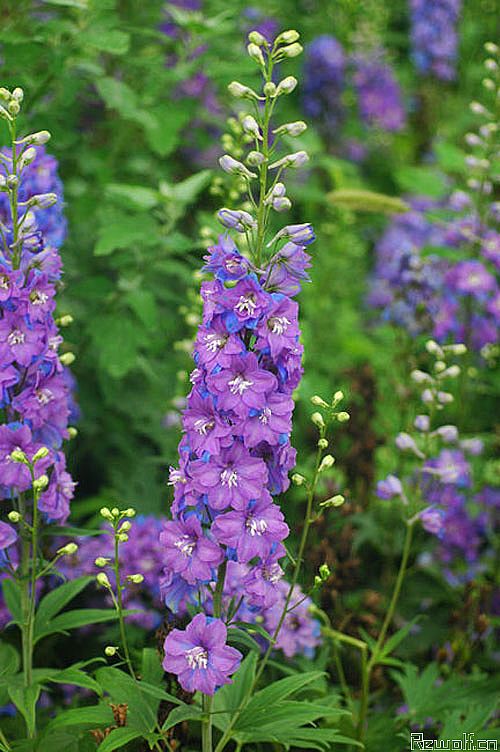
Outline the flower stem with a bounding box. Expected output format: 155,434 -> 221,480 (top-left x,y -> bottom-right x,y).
357,520 -> 414,743
113,532 -> 135,679
202,694 -> 213,752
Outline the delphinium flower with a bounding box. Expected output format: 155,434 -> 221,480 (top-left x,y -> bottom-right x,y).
302,35 -> 346,134
369,47 -> 500,351
160,32 -> 344,724
409,0 -> 462,81
0,90 -> 76,524
351,50 -> 406,132
376,340 -> 498,584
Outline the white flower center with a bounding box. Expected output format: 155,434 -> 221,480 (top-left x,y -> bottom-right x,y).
0,275 -> 10,290
205,333 -> 227,353
194,418 -> 215,435
268,316 -> 291,335
235,294 -> 257,316
246,517 -> 268,536
228,374 -> 253,395
168,469 -> 186,485
263,563 -> 282,583
36,388 -> 53,405
185,645 -> 208,670
174,535 -> 196,557
30,290 -> 48,305
8,329 -> 25,346
258,407 -> 272,424
220,468 -> 238,488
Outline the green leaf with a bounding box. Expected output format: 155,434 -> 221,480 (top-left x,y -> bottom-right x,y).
240,671 -> 325,721
45,704 -> 114,730
1,578 -> 22,624
141,647 -> 164,686
144,106 -> 191,156
161,704 -> 203,732
159,170 -> 212,205
212,651 -> 257,730
95,667 -> 157,733
105,183 -> 159,211
97,727 -> 142,752
94,214 -> 158,256
394,166 -> 448,198
48,666 -> 102,695
86,29 -> 130,56
379,617 -> 422,659
42,0 -> 87,6
35,576 -> 94,629
95,77 -> 138,118
91,317 -> 143,379
34,608 -> 123,644
127,289 -> 158,330
8,684 -> 40,737
0,642 -> 20,676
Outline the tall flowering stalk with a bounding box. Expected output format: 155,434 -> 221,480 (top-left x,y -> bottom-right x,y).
410,0 -> 462,81
160,29 -> 345,752
0,86 -> 75,735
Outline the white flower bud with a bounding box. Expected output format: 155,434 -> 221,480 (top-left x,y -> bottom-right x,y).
100,507 -> 114,521
276,30 -> 300,45
311,412 -> 325,429
319,455 -> 335,472
279,43 -> 303,58
311,395 -> 328,407
269,150 -> 309,170
96,573 -> 111,588
105,646 -> 118,657
57,314 -> 74,327
12,87 -> 24,102
227,81 -> 259,99
246,150 -> 265,166
0,88 -> 10,101
247,43 -> 265,66
119,521 -> 131,533
482,78 -> 495,90
263,81 -> 277,97
276,76 -> 298,95
273,121 -> 307,137
336,412 -> 350,422
317,438 -> 329,449
248,30 -> 267,46
332,390 -> 344,406
126,573 -> 144,584
484,42 -> 499,54
0,104 -> 13,122
242,115 -> 262,140
485,58 -> 498,72
111,507 -> 120,517
10,449 -> 28,464
117,533 -> 129,543
95,557 -> 110,567
219,155 -> 257,179
17,130 -> 51,146
272,196 -> 291,212
292,473 -> 306,486
57,543 -> 78,556
320,494 -> 345,508
8,511 -> 21,523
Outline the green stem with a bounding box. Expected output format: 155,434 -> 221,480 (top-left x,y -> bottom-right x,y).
202,694 -> 213,752
0,726 -> 12,752
113,533 -> 135,679
357,521 -> 414,743
215,442 -> 324,752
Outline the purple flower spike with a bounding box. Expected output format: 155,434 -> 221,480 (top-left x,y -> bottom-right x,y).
163,613 -> 242,695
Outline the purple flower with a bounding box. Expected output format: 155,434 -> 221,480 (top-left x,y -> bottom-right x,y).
190,442 -> 268,511
211,493 -> 289,563
182,390 -> 232,455
264,582 -> 321,658
203,235 -> 251,281
0,423 -> 48,493
256,296 -> 299,359
266,243 -> 312,296
376,474 -> 403,500
446,260 -> 496,297
352,51 -> 406,132
38,452 -> 75,523
241,392 -> 293,448
163,613 -> 242,695
302,35 -> 345,131
207,353 -> 277,416
424,449 -> 470,486
0,521 -> 17,551
160,516 -> 223,585
410,0 -> 462,81
243,550 -> 285,609
420,506 -> 445,537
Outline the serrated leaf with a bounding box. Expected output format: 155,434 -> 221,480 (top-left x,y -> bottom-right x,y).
86,29 -> 130,56
95,77 -> 138,118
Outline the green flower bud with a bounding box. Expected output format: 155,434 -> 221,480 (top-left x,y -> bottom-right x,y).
57,542 -> 78,556
276,30 -> 300,45
279,42 -> 303,58
263,81 -> 277,97
68,427 -> 78,439
105,646 -> 118,657
332,390 -> 344,406
228,81 -> 259,99
248,30 -> 267,46
100,507 -> 114,521
319,455 -> 335,472
57,314 -> 74,327
319,494 -> 345,508
33,474 -> 49,492
33,446 -> 50,463
10,449 -> 28,464
8,511 -> 21,523
336,412 -> 350,422
247,43 -> 265,66
8,100 -> 20,116
0,104 -> 13,122
119,521 -> 131,533
95,557 -> 110,567
124,508 -> 136,518
292,473 -> 306,486
111,507 -> 120,517
96,572 -> 111,588
0,88 -> 10,101
275,76 -> 298,95
60,352 -> 75,366
319,563 -> 331,580
311,412 -> 325,429
317,438 -> 329,449
117,533 -> 129,543
311,395 -> 328,408
126,573 -> 144,584
12,87 -> 24,102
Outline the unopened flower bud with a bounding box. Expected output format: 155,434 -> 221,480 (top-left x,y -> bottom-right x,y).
332,390 -> 344,406
33,446 -> 49,463
446,343 -> 466,355
111,507 -> 120,517
395,432 -> 424,458
320,494 -> 345,508
248,30 -> 267,46
242,115 -> 262,140
263,81 -> 277,97
217,208 -> 257,232
105,646 -> 118,657
440,365 -> 460,379
319,454 -> 335,472
33,474 -> 49,492
124,507 -> 136,517
126,573 -> 144,584
269,151 -> 309,170
117,533 -> 129,543
435,425 -> 459,443
227,81 -> 259,99
484,42 -> 499,54
100,507 -> 114,521
8,511 -> 21,523
60,352 -> 75,366
273,121 -> 307,137
219,155 -> 257,179
434,360 -> 446,373
272,196 -> 292,212
437,391 -> 454,404
95,557 -> 109,567
414,415 -> 430,432
336,411 -> 350,422
411,369 -> 432,384
57,314 -> 74,327
246,150 -> 265,166
8,100 -> 20,116
68,427 -> 78,438
0,88 -> 10,101
96,573 -> 111,588
276,30 -> 300,45
57,542 -> 78,556
119,521 -> 131,533
19,147 -> 36,168
10,449 -> 28,464
482,78 -> 495,90
292,473 -> 306,486
279,42 -> 303,58
311,412 -> 325,429
425,339 -> 444,358
247,43 -> 265,66
276,76 -> 298,95
319,563 -> 331,580
18,130 -> 51,146
12,87 -> 23,102
32,192 -> 58,209
470,101 -> 489,116
311,395 -> 328,408
317,438 -> 328,449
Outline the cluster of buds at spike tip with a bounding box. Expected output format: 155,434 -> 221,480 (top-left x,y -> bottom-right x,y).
313,562 -> 332,589
0,86 -> 24,120
100,506 -> 136,523
410,341 -> 466,411
310,390 -> 349,426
